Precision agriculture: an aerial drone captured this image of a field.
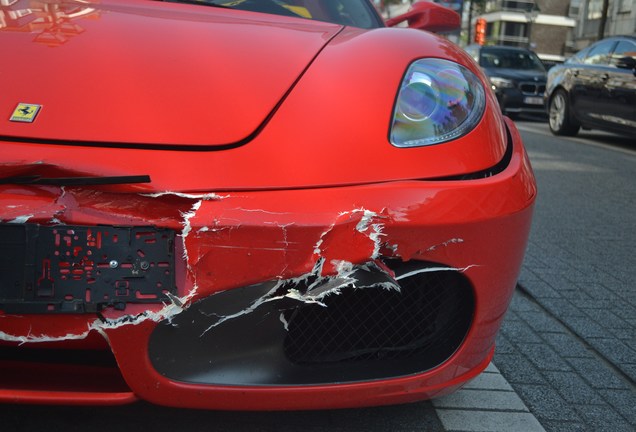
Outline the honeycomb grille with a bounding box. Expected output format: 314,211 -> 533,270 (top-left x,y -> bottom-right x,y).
283,262 -> 474,366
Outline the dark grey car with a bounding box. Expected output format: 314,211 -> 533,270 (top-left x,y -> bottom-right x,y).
545,35 -> 636,137
465,45 -> 547,118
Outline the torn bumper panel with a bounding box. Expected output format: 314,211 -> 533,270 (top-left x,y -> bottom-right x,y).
0,128 -> 535,410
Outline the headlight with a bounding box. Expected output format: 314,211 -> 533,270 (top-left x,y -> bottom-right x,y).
489,76 -> 515,89
390,59 -> 486,148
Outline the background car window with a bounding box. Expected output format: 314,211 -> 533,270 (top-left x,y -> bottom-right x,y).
583,40 -> 616,65
480,49 -> 544,71
330,0 -> 378,28
610,41 -> 636,68
567,46 -> 589,64
203,0 -> 383,28
480,53 -> 499,67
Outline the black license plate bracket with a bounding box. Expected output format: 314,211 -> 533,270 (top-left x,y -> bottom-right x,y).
0,224 -> 176,314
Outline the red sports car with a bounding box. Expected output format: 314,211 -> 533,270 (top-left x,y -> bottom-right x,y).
0,0 -> 536,410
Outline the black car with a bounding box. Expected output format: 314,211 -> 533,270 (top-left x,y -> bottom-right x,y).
545,36 -> 636,137
465,45 -> 547,118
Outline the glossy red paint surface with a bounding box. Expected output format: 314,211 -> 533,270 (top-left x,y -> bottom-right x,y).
1,1 -> 506,187
385,1 -> 460,33
1,0 -> 536,410
1,0 -> 341,145
0,119 -> 535,409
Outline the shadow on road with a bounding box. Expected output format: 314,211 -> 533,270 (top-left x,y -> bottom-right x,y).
0,399 -> 444,432
514,117 -> 635,152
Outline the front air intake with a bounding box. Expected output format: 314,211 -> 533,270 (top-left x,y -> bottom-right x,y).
149,260 -> 475,386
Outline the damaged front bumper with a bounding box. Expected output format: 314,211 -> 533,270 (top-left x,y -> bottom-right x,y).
0,125 -> 536,410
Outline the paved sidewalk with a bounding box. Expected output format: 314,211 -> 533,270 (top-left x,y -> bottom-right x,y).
433,363 -> 545,432
496,290 -> 635,431
497,126 -> 636,432
518,127 -> 636,384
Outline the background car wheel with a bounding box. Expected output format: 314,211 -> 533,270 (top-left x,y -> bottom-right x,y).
549,90 -> 580,136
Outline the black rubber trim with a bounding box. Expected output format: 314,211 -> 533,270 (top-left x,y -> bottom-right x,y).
0,174 -> 151,186
427,123 -> 514,181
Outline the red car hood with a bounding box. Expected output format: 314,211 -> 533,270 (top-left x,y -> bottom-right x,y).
1,0 -> 342,146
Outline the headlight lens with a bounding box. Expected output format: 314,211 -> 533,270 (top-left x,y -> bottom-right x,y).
489,76 -> 515,89
390,58 -> 485,148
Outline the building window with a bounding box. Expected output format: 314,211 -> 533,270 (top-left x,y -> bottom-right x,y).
587,0 -> 603,20
618,0 -> 633,13
501,0 -> 534,12
569,0 -> 580,17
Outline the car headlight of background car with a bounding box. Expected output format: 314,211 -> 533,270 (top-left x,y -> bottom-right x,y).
390,58 -> 486,148
488,76 -> 515,90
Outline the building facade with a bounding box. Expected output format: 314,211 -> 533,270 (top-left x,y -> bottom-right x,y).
473,0 -> 636,58
474,0 -> 576,63
567,0 -> 636,52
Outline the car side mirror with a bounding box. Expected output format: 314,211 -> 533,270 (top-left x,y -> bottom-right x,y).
615,56 -> 636,72
385,1 -> 460,33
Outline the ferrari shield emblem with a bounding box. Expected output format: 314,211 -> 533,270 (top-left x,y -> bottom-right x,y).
10,103 -> 42,123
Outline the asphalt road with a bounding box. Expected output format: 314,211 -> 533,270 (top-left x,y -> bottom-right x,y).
2,119 -> 634,431
494,118 -> 636,432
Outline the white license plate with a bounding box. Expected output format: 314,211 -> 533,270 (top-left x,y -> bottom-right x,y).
524,96 -> 544,105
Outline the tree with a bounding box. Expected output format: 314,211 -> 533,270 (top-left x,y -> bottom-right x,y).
597,0 -> 610,40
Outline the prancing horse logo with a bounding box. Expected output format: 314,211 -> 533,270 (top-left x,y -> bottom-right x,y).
10,103 -> 42,123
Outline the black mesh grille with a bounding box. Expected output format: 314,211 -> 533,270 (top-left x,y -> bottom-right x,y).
283,261 -> 474,367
